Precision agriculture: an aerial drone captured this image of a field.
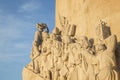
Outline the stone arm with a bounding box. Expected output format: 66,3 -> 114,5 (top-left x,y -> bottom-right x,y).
30,43 -> 40,60
30,48 -> 34,59
103,35 -> 118,67
81,49 -> 98,65
104,35 -> 117,53
44,48 -> 51,56
45,27 -> 49,33
29,31 -> 42,60
58,49 -> 62,57
33,31 -> 42,46
62,46 -> 70,62
62,51 -> 69,62
34,31 -> 38,42
32,54 -> 40,60
30,52 -> 40,60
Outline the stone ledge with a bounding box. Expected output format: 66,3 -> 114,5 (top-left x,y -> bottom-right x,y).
22,68 -> 44,80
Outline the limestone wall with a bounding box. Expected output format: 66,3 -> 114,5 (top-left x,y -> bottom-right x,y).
56,0 -> 120,41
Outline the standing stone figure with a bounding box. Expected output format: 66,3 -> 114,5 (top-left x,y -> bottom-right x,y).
95,35 -> 118,80
60,35 -> 73,80
67,43 -> 80,80
81,35 -> 119,80
23,19 -> 120,80
30,23 -> 49,73
77,36 -> 92,80
50,33 -> 62,80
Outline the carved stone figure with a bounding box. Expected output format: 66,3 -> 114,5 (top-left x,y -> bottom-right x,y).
39,54 -> 51,80
60,35 -> 73,80
29,23 -> 49,73
50,33 -> 63,80
80,35 -> 119,80
29,23 -> 44,73
68,43 -> 81,80
36,23 -> 49,33
38,32 -> 53,80
77,36 -> 93,80
23,20 -> 120,80
95,35 -> 118,80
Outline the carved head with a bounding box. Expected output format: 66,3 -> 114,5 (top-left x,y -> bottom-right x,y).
50,33 -> 57,40
62,35 -> 71,44
42,47 -> 47,53
36,23 -> 48,32
78,36 -> 91,49
55,42 -> 61,49
95,44 -> 106,52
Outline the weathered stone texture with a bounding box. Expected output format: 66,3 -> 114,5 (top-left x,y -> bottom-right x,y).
56,0 -> 120,41
22,0 -> 120,80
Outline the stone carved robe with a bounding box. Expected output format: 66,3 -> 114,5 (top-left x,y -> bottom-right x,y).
68,43 -> 89,80
96,35 -> 118,80
96,51 -> 118,80
82,35 -> 119,80
51,40 -> 63,80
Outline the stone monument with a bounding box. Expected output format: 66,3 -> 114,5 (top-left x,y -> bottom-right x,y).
22,0 -> 120,80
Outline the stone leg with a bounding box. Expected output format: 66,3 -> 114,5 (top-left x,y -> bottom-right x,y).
54,70 -> 59,80
33,59 -> 40,74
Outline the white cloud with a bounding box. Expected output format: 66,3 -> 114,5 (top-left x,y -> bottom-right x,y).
18,1 -> 41,12
0,15 -> 25,44
0,13 -> 33,63
0,14 -> 34,40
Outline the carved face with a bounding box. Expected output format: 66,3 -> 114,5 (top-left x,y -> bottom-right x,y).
79,36 -> 91,49
95,44 -> 106,52
36,24 -> 43,31
83,40 -> 91,49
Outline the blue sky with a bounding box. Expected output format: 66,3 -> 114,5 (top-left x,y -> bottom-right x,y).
0,0 -> 55,80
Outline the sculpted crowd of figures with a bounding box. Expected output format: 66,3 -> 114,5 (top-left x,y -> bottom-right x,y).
26,21 -> 120,80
